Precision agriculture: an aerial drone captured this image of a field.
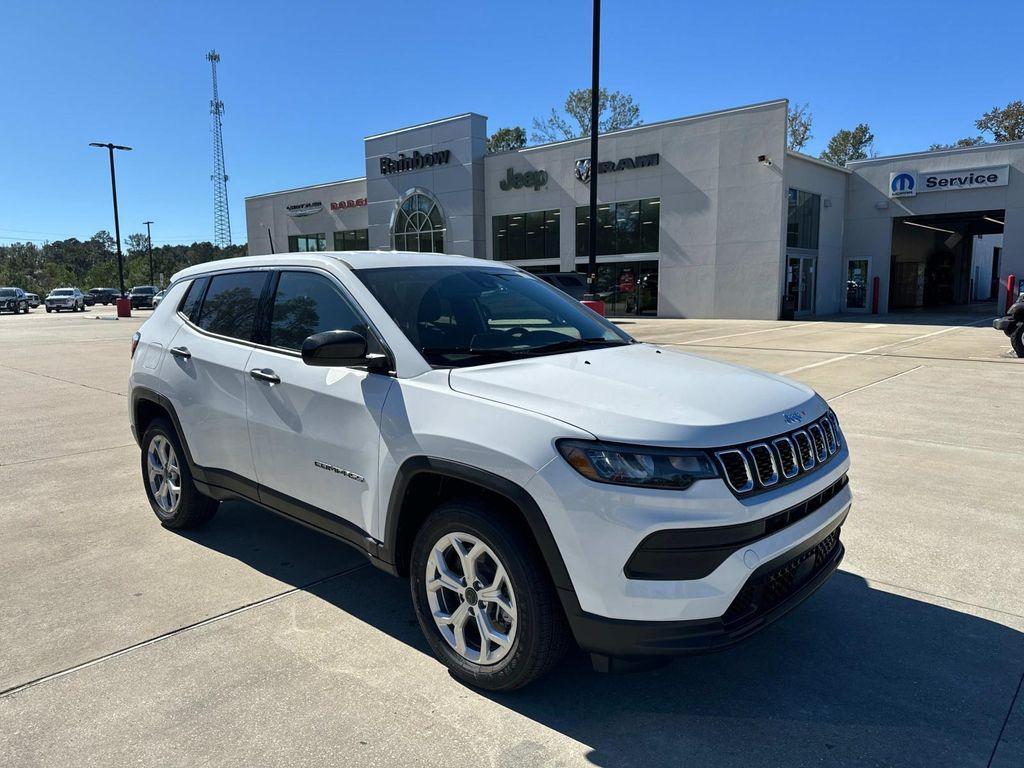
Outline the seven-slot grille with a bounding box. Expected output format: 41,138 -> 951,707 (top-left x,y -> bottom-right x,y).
714,411 -> 843,496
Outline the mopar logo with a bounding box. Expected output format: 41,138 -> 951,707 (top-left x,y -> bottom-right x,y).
783,410 -> 806,425
890,172 -> 916,198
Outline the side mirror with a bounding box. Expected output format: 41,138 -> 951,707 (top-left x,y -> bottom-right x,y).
301,330 -> 369,367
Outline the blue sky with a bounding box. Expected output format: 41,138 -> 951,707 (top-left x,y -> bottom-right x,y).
2,0 -> 1021,247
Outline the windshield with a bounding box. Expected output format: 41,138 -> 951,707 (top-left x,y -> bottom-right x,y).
131,286 -> 156,294
0,288 -> 15,297
51,289 -> 73,296
354,266 -> 632,367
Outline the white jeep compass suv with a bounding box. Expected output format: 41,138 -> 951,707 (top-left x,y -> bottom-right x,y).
128,252 -> 851,690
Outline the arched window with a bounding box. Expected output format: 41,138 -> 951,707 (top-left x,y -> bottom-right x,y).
391,192 -> 445,253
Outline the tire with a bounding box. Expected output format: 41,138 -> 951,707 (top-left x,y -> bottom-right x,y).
410,498 -> 571,691
140,418 -> 218,529
45,307 -> 51,313
1011,325 -> 1024,359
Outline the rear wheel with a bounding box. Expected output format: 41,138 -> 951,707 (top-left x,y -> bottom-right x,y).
410,498 -> 570,690
1011,325 -> 1024,358
140,418 -> 218,529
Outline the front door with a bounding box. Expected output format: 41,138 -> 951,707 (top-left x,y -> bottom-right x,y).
244,269 -> 393,539
843,257 -> 871,313
786,255 -> 816,316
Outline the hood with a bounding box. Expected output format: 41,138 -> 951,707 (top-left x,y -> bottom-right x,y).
447,343 -> 824,447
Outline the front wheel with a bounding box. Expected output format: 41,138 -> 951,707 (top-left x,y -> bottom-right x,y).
1011,325 -> 1024,358
409,498 -> 570,691
140,418 -> 218,529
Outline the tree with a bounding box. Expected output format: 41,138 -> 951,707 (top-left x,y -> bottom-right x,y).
531,88 -> 641,143
787,102 -> 813,151
486,126 -> 527,153
975,100 -> 1024,143
820,123 -> 874,166
929,136 -> 986,151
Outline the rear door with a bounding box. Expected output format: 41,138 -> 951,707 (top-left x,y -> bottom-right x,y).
161,270 -> 270,487
244,268 -> 393,538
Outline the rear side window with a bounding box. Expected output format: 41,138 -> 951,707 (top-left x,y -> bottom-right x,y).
179,277 -> 209,321
195,271 -> 267,341
268,271 -> 376,352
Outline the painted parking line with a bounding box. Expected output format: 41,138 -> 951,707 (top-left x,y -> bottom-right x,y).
677,322 -> 819,345
778,317 -> 994,375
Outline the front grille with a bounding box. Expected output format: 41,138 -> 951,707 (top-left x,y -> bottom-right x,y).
723,525 -> 842,627
714,411 -> 844,496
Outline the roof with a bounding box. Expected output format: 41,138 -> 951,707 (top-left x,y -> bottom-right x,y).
785,150 -> 851,174
847,138 -> 1024,166
245,175 -> 367,201
171,251 -> 515,282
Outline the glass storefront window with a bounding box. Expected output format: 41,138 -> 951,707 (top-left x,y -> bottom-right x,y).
493,209 -> 560,260
333,229 -> 369,251
575,198 -> 659,257
573,258 -> 659,316
288,234 -> 326,252
787,189 -> 820,250
392,193 -> 445,253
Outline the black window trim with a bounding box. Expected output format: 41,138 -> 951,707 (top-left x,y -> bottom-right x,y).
175,267 -> 273,349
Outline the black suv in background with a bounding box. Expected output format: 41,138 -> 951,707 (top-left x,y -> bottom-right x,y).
128,285 -> 159,309
0,287 -> 30,314
88,287 -> 119,305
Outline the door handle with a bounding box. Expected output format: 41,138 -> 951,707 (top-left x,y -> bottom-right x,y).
169,346 -> 191,359
249,368 -> 281,384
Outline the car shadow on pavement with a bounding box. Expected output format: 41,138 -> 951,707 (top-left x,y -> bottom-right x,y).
180,501 -> 1024,768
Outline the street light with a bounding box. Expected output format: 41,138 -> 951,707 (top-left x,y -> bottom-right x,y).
89,142 -> 132,298
584,0 -> 601,302
143,220 -> 154,285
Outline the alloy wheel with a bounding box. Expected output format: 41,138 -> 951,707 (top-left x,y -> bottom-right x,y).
147,434 -> 182,515
425,531 -> 517,665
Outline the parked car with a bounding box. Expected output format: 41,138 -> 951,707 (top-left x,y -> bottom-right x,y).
25,292 -> 40,308
536,272 -> 588,301
993,290 -> 1024,357
129,252 -> 851,690
128,285 -> 159,309
0,286 -> 30,314
151,289 -> 166,308
83,291 -> 96,306
45,287 -> 85,312
88,287 -> 119,305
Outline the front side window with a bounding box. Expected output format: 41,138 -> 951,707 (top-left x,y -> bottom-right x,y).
392,193 -> 445,253
787,189 -> 820,249
575,198 -> 660,257
195,271 -> 267,341
268,271 -> 375,352
288,234 -> 327,252
355,266 -> 631,367
493,210 -> 560,261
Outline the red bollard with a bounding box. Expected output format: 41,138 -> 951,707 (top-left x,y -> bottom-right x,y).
116,297 -> 132,318
581,299 -> 605,316
1007,274 -> 1017,313
871,276 -> 880,314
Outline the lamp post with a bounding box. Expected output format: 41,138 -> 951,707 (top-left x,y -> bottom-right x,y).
143,220 -> 154,285
88,142 -> 132,298
584,0 -> 601,304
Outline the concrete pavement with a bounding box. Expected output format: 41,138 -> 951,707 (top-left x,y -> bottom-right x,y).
1,305 -> 1021,767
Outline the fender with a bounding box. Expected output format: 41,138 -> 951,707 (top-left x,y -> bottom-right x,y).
380,456 -> 575,593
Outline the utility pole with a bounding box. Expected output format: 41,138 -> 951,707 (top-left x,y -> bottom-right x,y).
206,50 -> 232,246
143,220 -> 154,285
89,142 -> 132,297
585,0 -> 601,301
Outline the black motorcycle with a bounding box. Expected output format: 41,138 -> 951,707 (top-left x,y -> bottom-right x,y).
994,291 -> 1024,358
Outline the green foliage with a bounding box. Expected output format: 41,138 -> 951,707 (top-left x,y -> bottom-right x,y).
975,100 -> 1024,142
787,102 -> 813,151
820,123 -> 875,166
531,88 -> 641,143
0,233 -> 247,296
486,126 -> 528,153
929,136 -> 986,151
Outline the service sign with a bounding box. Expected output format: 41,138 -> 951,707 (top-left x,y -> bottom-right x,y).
890,165 -> 1009,198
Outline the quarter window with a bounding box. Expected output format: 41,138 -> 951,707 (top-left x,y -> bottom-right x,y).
268,271 -> 375,352
179,276 -> 209,320
195,271 -> 267,341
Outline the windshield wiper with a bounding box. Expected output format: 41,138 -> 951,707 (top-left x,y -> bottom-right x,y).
525,337 -> 629,355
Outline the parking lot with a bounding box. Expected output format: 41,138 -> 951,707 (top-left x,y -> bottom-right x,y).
1,305 -> 1022,767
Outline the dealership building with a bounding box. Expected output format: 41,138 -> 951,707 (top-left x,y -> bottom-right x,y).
245,99 -> 1022,319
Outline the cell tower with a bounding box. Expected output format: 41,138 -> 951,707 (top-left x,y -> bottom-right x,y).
206,50 -> 231,246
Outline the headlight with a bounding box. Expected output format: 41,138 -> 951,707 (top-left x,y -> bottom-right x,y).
556,439 -> 718,490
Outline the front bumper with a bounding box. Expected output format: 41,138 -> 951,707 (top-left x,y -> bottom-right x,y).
562,510 -> 846,657
994,316 -> 1014,333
